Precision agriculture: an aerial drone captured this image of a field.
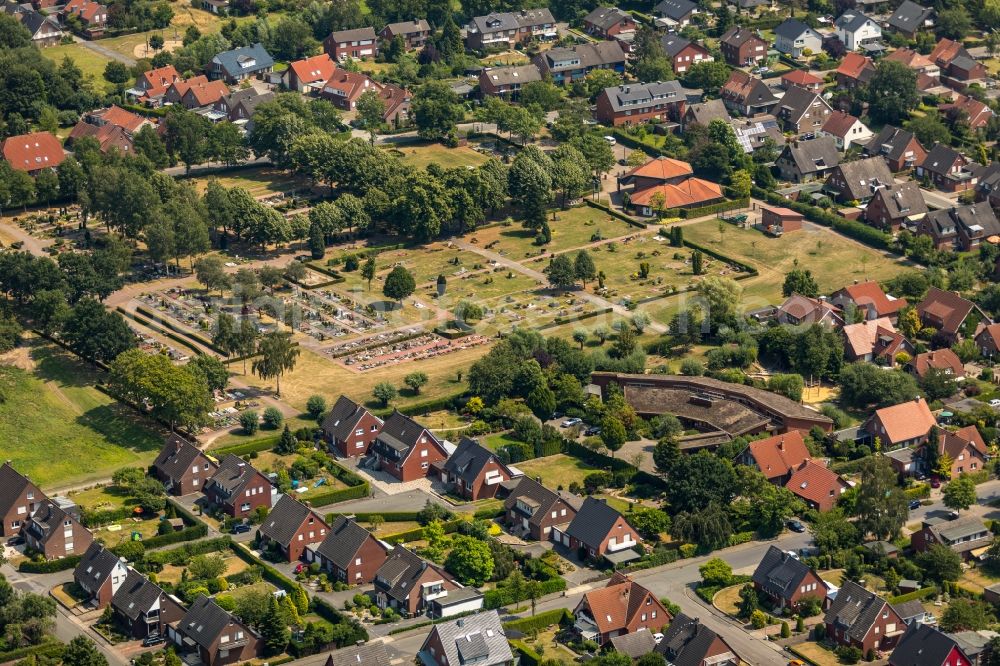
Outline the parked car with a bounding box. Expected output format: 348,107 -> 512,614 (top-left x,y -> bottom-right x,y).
931,477 -> 941,489
603,135 -> 617,145
142,634 -> 165,647
990,398 -> 1000,407
909,500 -> 921,510
231,523 -> 252,534
787,519 -> 806,533
6,535 -> 24,546
653,633 -> 664,644
584,426 -> 601,436
561,418 -> 582,428
947,511 -> 960,520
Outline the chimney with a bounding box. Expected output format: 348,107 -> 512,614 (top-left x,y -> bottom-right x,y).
778,438 -> 784,450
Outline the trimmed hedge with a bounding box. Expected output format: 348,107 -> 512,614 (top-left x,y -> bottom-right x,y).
81,505 -> 135,527
328,330 -> 427,359
483,576 -> 566,609
539,308 -> 614,331
583,198 -> 647,229
299,262 -> 346,283
905,484 -> 930,500
310,597 -> 369,645
383,518 -> 466,544
231,542 -> 300,593
683,239 -> 757,275
680,198 -> 749,219
888,586 -> 938,604
0,641 -> 66,664
503,609 -> 572,633
143,536 -> 233,566
510,640 -> 542,666
212,435 -> 281,457
19,555 -> 82,573
303,481 -> 369,507
474,506 -> 504,520
375,393 -> 466,418
326,511 -> 420,522
132,522 -> 207,550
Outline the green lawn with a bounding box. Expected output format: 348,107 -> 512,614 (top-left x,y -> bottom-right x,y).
67,485 -> 137,511
188,168 -> 310,198
0,338 -> 163,489
585,237 -> 692,302
392,144 -> 490,170
41,44 -> 115,94
665,218 -> 912,313
514,453 -> 600,489
472,206 -> 639,260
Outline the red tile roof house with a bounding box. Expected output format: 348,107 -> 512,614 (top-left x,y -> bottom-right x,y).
654,613 -> 741,665
751,545 -> 828,612
583,7 -> 636,39
112,570 -> 185,639
257,495 -> 329,562
820,111 -> 873,152
73,542 -> 129,609
375,82 -> 412,127
321,395 -> 383,458
282,53 -> 337,93
438,438 -> 516,501
373,545 -> 462,617
618,156 -> 723,217
61,0 -> 107,37
916,144 -> 977,193
379,19 -> 431,51
319,69 -> 383,111
563,497 -> 642,564
760,206 -> 803,235
370,411 -> 450,482
573,572 -> 672,646
861,398 -> 936,450
734,430 -> 810,485
720,70 -> 779,116
785,460 -> 850,511
907,348 -> 965,381
719,27 -> 768,67
503,476 -> 582,542
835,52 -> 876,89
824,580 -> 906,656
889,624 -> 972,666
203,454 -> 274,519
167,595 -> 261,666
323,27 -> 379,62
2,131 -> 65,175
781,69 -> 823,92
0,462 -> 46,538
68,106 -> 152,155
910,515 -> 992,561
132,65 -> 181,106
916,287 -> 990,343
152,435 -> 219,496
924,426 -> 988,479
313,516 -> 389,585
830,281 -> 908,323
939,94 -> 994,131
842,318 -> 912,364
863,126 -> 927,173
24,499 -> 93,560
975,322 -> 1000,358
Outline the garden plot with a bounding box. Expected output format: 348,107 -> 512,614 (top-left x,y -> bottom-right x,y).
290,286 -> 384,343
332,331 -> 490,372
588,236 -> 697,303
481,292 -> 600,332
427,268 -> 541,304
205,388 -> 262,432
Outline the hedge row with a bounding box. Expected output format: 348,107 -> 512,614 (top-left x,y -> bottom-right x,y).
144,536 -> 233,566
213,435 -> 281,457
754,188 -> 894,252
382,518 -> 466,544
119,103 -> 167,118
436,326 -> 477,340
610,128 -> 667,159
132,522 -> 207,550
303,481 -> 369,507
483,576 -> 566,609
310,597 -> 370,644
888,586 -> 938,604
679,198 -> 750,219
134,305 -> 226,354
473,506 -> 504,520
905,484 -> 930,500
510,640 -> 542,666
115,307 -> 205,357
81,505 -> 135,528
683,239 -> 758,275
231,543 -> 300,594
0,641 -> 66,664
19,555 -> 82,573
583,198 -> 647,229
538,307 -> 614,331
502,609 -> 572,634
376,393 -> 466,418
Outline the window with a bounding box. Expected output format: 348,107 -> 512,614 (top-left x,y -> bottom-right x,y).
356,558 -> 362,565
421,462 -> 429,470
641,613 -> 647,621
421,449 -> 428,457
551,511 -> 557,519
192,479 -> 199,487
298,534 -> 303,541
26,492 -> 33,500
192,466 -> 198,474
222,635 -> 230,644
356,429 -> 364,436
652,611 -> 657,619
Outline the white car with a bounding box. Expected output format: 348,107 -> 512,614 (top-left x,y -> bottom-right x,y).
653,633 -> 664,644
603,135 -> 617,145
560,418 -> 582,428
990,399 -> 1000,407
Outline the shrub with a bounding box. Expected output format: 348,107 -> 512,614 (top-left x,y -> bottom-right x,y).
750,610 -> 768,629
263,407 -> 284,429
240,410 -> 259,435
306,395 -> 326,419
780,621 -> 790,638
835,645 -> 862,664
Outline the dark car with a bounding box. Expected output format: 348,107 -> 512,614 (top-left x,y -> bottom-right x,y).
6,535 -> 24,546
584,426 -> 601,436
231,523 -> 252,534
141,634 -> 165,647
930,477 -> 941,489
947,511 -> 960,521
909,500 -> 921,510
787,520 -> 806,533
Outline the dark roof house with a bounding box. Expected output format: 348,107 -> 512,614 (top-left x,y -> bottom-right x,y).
655,613 -> 741,666
208,43 -> 274,83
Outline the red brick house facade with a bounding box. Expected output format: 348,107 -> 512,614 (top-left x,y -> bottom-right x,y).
151,435 -> 218,496
322,395 -> 384,458
203,455 -> 273,518
257,495 -> 329,562
439,438 -> 515,501
825,580 -> 905,655
314,516 -> 389,585
370,412 -> 449,482
573,573 -> 672,646
752,546 -> 827,611
0,463 -> 46,537
563,497 -> 642,559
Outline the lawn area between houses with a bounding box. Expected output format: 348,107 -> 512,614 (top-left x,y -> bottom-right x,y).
187,168 -> 310,199
514,453 -> 600,490
41,44 -> 115,94
792,641 -> 844,666
0,336 -> 164,489
681,218 -> 910,309
158,552 -> 251,585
